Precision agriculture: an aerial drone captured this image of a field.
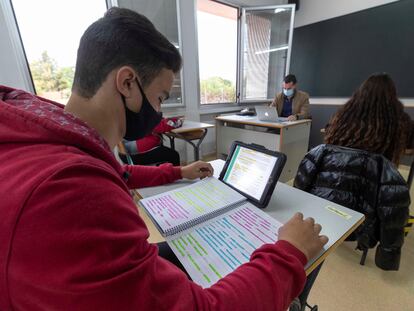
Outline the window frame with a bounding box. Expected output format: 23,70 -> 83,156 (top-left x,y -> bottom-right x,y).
238,4 -> 296,104
114,0 -> 185,108
196,0 -> 240,107
3,0 -> 36,93
164,0 -> 185,108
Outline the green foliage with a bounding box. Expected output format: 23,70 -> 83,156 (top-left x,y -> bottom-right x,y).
200,76 -> 236,104
30,51 -> 74,97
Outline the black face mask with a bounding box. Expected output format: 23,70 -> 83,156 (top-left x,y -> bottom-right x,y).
121,78 -> 162,141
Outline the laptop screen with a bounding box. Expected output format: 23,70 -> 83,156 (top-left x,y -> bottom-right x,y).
221,145 -> 278,201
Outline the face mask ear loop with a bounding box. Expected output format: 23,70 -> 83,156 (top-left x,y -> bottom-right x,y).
135,78 -> 145,97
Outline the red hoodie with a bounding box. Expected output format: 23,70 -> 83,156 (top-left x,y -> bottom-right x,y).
136,117 -> 182,152
0,86 -> 307,311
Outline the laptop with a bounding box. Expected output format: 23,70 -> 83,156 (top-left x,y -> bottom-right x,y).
255,106 -> 288,122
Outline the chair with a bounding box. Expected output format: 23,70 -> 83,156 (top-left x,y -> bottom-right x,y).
294,144 -> 410,270
117,141 -> 180,166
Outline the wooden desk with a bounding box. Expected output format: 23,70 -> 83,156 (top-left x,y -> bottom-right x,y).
164,120 -> 214,161
216,115 -> 311,182
136,159 -> 364,275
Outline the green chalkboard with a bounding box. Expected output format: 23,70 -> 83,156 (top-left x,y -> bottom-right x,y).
290,0 -> 414,97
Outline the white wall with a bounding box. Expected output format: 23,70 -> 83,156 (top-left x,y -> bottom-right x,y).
294,0 -> 399,28
0,0 -> 33,91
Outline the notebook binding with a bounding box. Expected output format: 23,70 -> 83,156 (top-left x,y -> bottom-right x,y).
165,200 -> 246,236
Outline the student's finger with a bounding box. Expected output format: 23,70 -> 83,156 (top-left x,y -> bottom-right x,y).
294,212 -> 304,220
205,163 -> 214,175
319,235 -> 329,245
314,223 -> 322,234
304,217 -> 315,226
198,163 -> 213,175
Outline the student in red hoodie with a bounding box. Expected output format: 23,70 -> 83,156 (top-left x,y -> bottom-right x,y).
122,117 -> 183,166
0,7 -> 328,311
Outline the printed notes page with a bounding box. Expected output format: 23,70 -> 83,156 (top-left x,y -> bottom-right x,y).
140,177 -> 245,235
167,201 -> 282,288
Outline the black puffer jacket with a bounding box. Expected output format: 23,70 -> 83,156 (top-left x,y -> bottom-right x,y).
294,144 -> 410,270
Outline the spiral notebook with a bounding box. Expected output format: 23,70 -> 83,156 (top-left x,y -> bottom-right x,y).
140,142 -> 286,287
140,177 -> 245,236
140,178 -> 283,288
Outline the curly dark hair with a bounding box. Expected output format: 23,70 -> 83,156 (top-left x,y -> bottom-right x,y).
324,73 -> 410,164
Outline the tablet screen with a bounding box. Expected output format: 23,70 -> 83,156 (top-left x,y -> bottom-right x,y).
222,145 -> 278,201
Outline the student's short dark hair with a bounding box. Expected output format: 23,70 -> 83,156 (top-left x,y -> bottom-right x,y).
284,74 -> 297,84
72,7 -> 182,98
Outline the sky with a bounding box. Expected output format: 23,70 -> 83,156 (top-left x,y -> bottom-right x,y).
12,0 -> 107,68
197,11 -> 238,83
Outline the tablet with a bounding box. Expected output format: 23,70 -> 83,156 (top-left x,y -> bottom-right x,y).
219,141 -> 286,208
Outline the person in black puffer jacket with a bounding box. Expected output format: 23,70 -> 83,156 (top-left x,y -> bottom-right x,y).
294,144 -> 410,271
296,73 -> 412,271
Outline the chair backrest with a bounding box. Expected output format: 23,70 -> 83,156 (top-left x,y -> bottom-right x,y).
117,141 -> 171,166
294,144 -> 409,246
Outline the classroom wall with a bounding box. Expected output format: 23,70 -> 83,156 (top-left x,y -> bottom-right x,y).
291,0 -> 414,165
294,0 -> 399,27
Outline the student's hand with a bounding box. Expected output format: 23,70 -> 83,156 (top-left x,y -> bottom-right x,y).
181,161 -> 214,180
287,115 -> 298,121
278,212 -> 329,261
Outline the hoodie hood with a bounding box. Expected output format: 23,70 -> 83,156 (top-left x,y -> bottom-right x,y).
0,85 -> 123,176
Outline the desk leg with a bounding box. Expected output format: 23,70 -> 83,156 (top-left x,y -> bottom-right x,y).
407,160 -> 414,189
178,129 -> 208,161
194,129 -> 208,161
168,136 -> 176,150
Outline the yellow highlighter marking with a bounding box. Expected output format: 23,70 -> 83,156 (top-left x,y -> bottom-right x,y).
325,205 -> 352,220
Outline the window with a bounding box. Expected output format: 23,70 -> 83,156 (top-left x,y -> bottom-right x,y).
11,0 -> 107,104
197,0 -> 238,105
240,6 -> 295,101
119,0 -> 183,106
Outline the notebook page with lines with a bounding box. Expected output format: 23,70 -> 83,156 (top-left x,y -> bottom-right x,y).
167,201 -> 282,288
140,177 -> 245,236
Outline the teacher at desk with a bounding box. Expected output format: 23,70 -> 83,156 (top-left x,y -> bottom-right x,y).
270,74 -> 311,121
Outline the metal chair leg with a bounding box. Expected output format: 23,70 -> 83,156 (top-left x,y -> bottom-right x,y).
360,248 -> 368,265
407,159 -> 414,189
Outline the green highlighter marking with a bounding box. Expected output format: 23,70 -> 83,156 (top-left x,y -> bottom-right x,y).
187,254 -> 201,271
209,264 -> 222,279
223,146 -> 241,181
171,240 -> 185,257
203,274 -> 211,283
189,234 -> 208,255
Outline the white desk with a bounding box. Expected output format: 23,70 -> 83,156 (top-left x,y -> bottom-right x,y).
215,115 -> 311,182
137,159 -> 364,274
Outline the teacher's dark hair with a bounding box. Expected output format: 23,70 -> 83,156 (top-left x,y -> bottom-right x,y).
284,74 -> 297,84
72,7 -> 182,98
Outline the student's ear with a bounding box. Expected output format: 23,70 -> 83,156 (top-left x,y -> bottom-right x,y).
115,66 -> 136,98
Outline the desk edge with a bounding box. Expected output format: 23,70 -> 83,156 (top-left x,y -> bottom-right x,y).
305,214 -> 365,275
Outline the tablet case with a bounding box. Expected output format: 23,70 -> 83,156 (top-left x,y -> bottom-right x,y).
218,141 -> 287,208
